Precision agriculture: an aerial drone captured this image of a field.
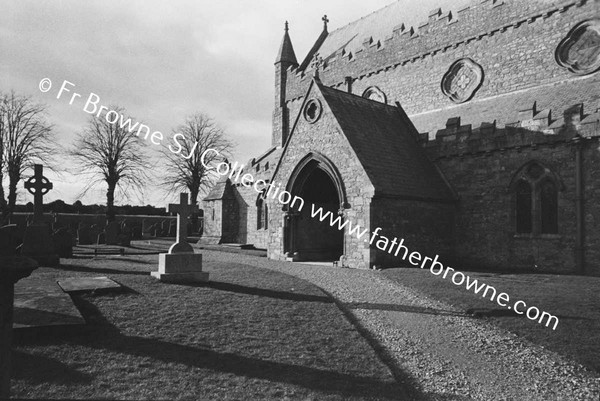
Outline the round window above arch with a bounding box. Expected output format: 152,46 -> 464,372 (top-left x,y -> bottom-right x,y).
303,98 -> 322,124
362,86 -> 387,104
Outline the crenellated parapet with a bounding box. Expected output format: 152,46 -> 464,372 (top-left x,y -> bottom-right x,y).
423,101 -> 600,160
282,0 -> 594,104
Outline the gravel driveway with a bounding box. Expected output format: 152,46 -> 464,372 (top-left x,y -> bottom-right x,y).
200,249 -> 600,401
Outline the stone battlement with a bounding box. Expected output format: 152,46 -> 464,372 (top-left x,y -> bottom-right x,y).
283,0 -> 592,105
422,101 -> 600,159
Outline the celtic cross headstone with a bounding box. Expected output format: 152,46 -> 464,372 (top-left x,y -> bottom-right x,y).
21,164 -> 59,266
24,164 -> 53,224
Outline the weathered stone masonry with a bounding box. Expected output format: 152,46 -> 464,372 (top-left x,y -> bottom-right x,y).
204,0 -> 600,275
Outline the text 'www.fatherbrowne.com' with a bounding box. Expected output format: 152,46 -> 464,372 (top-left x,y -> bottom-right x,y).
37,77 -> 559,331
310,204 -> 560,331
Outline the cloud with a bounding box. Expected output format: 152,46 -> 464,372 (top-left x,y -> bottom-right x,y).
1,0 -> 463,205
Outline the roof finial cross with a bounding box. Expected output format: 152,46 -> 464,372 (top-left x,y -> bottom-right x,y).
311,53 -> 324,72
284,21 -> 289,32
310,52 -> 324,78
322,15 -> 329,30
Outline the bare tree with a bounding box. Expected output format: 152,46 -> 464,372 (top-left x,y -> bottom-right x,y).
69,107 -> 150,221
161,113 -> 233,205
0,91 -> 55,224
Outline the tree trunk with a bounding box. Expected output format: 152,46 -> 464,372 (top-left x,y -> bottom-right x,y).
0,183 -> 8,226
189,185 -> 200,234
6,170 -> 19,224
106,182 -> 116,222
190,187 -> 199,206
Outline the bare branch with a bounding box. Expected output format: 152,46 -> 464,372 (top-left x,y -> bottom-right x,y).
69,106 -> 151,220
0,90 -> 57,223
160,113 -> 234,205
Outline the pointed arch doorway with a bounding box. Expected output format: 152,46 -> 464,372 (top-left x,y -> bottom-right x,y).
283,153 -> 347,262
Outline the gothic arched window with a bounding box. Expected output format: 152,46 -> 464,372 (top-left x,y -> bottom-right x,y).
540,179 -> 558,234
516,180 -> 532,234
264,203 -> 269,230
510,162 -> 562,235
257,198 -> 264,230
256,195 -> 268,230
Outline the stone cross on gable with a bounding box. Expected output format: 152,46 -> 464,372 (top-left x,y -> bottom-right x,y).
167,193 -> 199,254
322,15 -> 329,30
311,53 -> 324,77
24,164 -> 52,224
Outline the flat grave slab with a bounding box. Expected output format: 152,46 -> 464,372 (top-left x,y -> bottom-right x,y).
57,276 -> 122,293
13,275 -> 85,329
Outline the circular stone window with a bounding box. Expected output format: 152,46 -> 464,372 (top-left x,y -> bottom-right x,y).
556,19 -> 600,76
441,58 -> 484,103
303,98 -> 322,123
362,86 -> 387,104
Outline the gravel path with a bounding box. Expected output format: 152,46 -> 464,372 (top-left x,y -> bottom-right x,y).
200,249 -> 600,401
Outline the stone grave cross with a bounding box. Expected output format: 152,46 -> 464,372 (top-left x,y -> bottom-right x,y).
151,192 -> 207,283
24,164 -> 53,224
21,164 -> 59,266
167,193 -> 199,253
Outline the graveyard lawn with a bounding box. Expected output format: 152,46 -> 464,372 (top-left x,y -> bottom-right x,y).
382,267 -> 600,374
11,255 -> 405,400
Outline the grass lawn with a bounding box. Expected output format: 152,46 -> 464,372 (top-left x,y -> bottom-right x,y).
382,267 -> 600,374
12,255 -> 406,400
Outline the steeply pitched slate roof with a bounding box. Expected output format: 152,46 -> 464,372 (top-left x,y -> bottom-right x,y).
302,0 -> 472,71
203,177 -> 229,201
317,83 -> 454,201
410,76 -> 600,136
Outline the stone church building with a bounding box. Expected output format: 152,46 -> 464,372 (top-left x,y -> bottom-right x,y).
203,0 -> 600,275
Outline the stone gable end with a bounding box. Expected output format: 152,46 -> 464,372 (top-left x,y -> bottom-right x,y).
268,80 -> 375,266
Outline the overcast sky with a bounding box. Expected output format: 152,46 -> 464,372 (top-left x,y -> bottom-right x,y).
1,0 -> 468,206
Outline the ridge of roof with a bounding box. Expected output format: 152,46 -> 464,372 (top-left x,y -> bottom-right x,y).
316,81 -> 455,201
300,0 -> 474,71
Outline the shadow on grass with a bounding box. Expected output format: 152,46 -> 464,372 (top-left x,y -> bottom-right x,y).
102,257 -> 153,265
345,302 -> 469,317
188,281 -> 333,303
62,296 -> 416,399
54,264 -> 149,276
12,350 -> 93,385
13,307 -> 84,327
127,244 -> 169,252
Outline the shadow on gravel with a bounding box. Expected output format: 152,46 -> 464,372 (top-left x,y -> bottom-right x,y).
186,280 -> 333,303
345,302 -> 470,317
421,394 -> 474,400
196,245 -> 268,258
466,308 -> 591,321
